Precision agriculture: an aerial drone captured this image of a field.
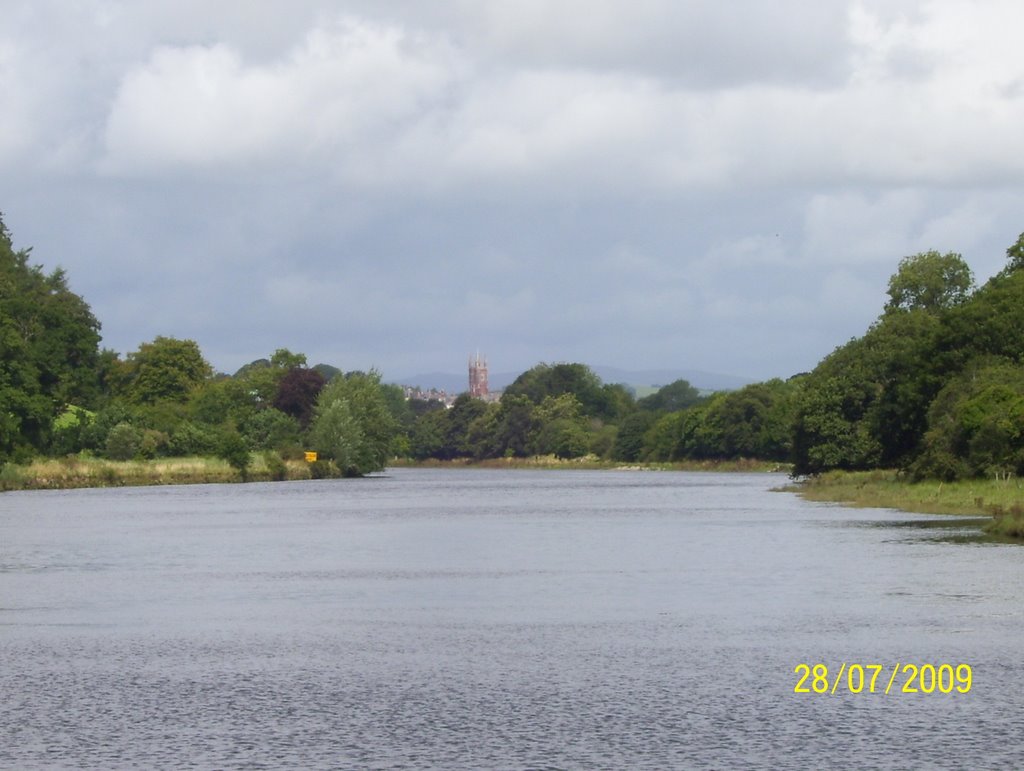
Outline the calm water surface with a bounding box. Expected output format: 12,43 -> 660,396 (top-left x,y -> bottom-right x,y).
1,468 -> 1021,769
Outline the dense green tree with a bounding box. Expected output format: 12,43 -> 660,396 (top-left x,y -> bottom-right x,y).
167,421 -> 222,456
503,363 -> 628,421
1004,232 -> 1024,274
312,363 -> 342,381
270,348 -> 307,371
637,379 -> 702,413
308,370 -> 397,475
233,348 -> 307,404
482,395 -> 535,458
0,214 -> 101,459
440,394 -> 489,459
308,396 -> 364,475
119,336 -> 211,405
643,411 -> 686,461
409,407 -> 449,460
188,377 -> 257,427
884,250 -> 973,314
697,380 -> 795,460
217,429 -> 252,481
239,408 -> 301,453
379,382 -> 415,433
611,411 -> 658,461
105,422 -> 143,460
791,337 -> 883,475
530,394 -> 590,458
936,268 -> 1024,372
598,382 -> 636,422
867,311 -> 944,466
792,245 -> 987,475
464,403 -> 502,459
913,360 -> 1024,480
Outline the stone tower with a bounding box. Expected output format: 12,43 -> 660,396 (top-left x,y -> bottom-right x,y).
469,353 -> 488,398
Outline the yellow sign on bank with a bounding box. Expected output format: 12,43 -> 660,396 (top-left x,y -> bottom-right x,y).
304,451 -> 318,463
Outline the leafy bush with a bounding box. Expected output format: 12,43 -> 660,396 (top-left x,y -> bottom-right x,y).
263,451 -> 288,481
105,422 -> 142,460
217,431 -> 252,481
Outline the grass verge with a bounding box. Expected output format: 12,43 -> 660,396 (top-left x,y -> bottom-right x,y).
390,455 -> 790,472
782,470 -> 1024,538
0,454 -> 313,491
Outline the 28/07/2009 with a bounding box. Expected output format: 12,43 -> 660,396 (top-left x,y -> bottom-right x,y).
794,663 -> 972,695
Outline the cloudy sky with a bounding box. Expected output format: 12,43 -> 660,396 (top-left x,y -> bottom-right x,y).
2,1 -> 1023,384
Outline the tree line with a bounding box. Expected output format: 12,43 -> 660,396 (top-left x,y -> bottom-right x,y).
3,209 -> 1023,480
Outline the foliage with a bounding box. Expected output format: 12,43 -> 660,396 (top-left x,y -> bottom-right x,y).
1004,232 -> 1024,274
105,422 -> 143,461
698,380 -> 795,461
272,367 -> 325,428
240,408 -> 301,452
217,430 -> 252,480
0,213 -> 101,460
48,406 -> 95,456
912,360 -> 1024,480
308,397 -> 363,475
791,337 -> 884,475
188,377 -> 257,426
503,363 -> 630,421
611,411 -> 657,461
308,370 -> 397,475
263,450 -> 288,481
119,336 -> 212,404
884,250 -> 973,314
233,348 -> 306,404
409,408 -> 449,460
168,421 -> 222,457
637,379 -> 702,412
530,394 -> 590,458
9,207 -> 1024,486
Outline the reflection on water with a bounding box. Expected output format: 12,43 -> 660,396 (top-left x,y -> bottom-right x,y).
1,468 -> 1022,769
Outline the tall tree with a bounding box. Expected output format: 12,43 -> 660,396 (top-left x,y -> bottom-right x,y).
309,370 -> 398,475
503,362 -> 626,420
119,336 -> 211,405
0,214 -> 101,459
273,367 -> 325,428
1004,232 -> 1024,274
884,250 -> 973,314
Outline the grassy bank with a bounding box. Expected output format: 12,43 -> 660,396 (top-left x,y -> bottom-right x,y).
391,455 -> 790,473
0,454 -> 313,491
1,454 -> 789,493
786,470 -> 1024,538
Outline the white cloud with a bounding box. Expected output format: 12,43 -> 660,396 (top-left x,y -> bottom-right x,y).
802,190 -> 927,264
101,17 -> 462,174
4,0 -> 1024,381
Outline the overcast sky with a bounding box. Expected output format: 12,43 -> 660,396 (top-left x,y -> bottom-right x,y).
2,1 -> 1023,383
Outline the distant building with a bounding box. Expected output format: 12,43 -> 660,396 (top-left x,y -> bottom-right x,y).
469,353 -> 488,398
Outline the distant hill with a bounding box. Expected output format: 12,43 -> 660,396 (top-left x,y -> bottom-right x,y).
388,365 -> 752,395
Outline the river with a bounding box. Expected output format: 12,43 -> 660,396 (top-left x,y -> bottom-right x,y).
1,468 -> 1021,769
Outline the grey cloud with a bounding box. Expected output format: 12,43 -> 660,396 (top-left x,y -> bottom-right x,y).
2,1 -> 1024,385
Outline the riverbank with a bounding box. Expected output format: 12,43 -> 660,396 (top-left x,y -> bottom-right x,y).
786,470 -> 1024,538
1,454 -> 788,492
0,455 -> 313,491
391,456 -> 789,473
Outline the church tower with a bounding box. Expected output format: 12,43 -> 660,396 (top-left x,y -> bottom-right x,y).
469,353 -> 488,398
